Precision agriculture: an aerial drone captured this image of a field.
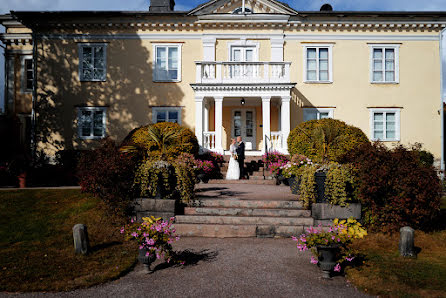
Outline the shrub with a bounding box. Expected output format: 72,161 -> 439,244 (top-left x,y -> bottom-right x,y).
299,165 -> 318,209
122,122 -> 199,161
325,163 -> 359,207
174,153 -> 197,204
287,119 -> 369,163
342,143 -> 441,232
77,138 -> 137,218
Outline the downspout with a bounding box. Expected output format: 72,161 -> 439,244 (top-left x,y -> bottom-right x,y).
440,28 -> 446,174
31,31 -> 37,163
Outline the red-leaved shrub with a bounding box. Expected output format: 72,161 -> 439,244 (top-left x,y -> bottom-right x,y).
342,143 -> 441,232
77,138 -> 137,218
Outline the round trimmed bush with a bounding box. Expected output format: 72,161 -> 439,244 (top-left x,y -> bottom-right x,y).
122,122 -> 199,160
287,119 -> 370,162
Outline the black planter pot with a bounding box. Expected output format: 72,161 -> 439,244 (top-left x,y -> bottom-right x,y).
315,172 -> 328,203
317,245 -> 339,279
288,176 -> 300,194
197,173 -> 209,184
138,248 -> 156,272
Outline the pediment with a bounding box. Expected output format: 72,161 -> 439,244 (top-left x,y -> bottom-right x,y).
188,0 -> 297,16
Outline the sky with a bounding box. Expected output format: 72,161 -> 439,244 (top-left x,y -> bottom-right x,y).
2,0 -> 446,112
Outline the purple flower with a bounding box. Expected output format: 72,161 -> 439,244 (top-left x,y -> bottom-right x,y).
334,263 -> 341,272
120,227 -> 125,234
310,256 -> 318,264
146,238 -> 155,246
131,232 -> 139,238
346,256 -> 355,262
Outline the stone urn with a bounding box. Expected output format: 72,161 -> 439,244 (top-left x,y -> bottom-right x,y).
287,176 -> 300,194
138,248 -> 156,272
317,245 -> 339,279
197,173 -> 209,184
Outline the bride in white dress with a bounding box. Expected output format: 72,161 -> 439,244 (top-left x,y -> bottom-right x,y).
226,138 -> 240,180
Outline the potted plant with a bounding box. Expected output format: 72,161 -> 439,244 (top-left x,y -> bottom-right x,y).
195,159 -> 214,183
292,217 -> 367,278
281,154 -> 313,195
121,216 -> 181,272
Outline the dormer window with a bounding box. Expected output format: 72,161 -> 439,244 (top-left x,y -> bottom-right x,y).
232,7 -> 253,14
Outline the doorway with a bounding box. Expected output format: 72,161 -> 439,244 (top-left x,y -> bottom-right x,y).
232,109 -> 256,150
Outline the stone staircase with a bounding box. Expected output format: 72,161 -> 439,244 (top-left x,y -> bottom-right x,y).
174,182 -> 314,238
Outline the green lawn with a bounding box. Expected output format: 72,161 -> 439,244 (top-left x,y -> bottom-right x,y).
0,189 -> 137,292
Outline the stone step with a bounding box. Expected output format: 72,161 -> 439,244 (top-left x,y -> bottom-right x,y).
174,224 -> 306,238
222,171 -> 265,177
175,215 -> 314,226
184,207 -> 311,217
190,199 -> 303,209
207,179 -> 276,185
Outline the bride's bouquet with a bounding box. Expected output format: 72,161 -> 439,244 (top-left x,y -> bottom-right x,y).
232,153 -> 238,160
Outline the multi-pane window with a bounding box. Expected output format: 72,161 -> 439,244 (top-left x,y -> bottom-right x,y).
304,45 -> 332,82
153,44 -> 181,82
21,55 -> 33,93
303,108 -> 334,122
79,44 -> 107,81
77,107 -> 106,139
152,107 -> 182,124
370,109 -> 400,141
370,45 -> 399,83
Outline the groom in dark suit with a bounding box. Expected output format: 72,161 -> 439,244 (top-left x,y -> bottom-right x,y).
236,136 -> 245,179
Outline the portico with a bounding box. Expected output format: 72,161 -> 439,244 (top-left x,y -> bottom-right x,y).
192,84 -> 294,155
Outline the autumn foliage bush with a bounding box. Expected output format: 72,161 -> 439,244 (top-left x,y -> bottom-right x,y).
342,143 -> 441,232
77,138 -> 137,218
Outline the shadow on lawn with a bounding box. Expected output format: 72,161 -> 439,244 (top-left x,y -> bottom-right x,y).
151,249 -> 218,272
89,241 -> 123,253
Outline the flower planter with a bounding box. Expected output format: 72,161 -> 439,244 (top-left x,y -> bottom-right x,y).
138,248 -> 157,272
315,172 -> 328,203
197,173 -> 209,184
132,198 -> 177,222
287,176 -> 300,194
317,245 -> 339,279
311,203 -> 362,224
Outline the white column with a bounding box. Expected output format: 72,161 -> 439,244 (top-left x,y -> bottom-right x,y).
204,101 -> 209,132
214,96 -> 224,153
6,54 -> 15,114
281,96 -> 291,153
195,96 -> 204,147
262,96 -> 271,153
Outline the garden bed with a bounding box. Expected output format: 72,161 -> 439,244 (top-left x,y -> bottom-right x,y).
0,189 -> 137,292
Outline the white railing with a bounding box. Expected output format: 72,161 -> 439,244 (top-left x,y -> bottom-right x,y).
269,131 -> 283,151
195,61 -> 291,84
203,131 -> 216,150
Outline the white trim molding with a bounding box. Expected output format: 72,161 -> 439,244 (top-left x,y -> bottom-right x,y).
152,43 -> 183,82
369,44 -> 400,84
152,106 -> 183,124
303,107 -> 334,121
78,43 -> 108,82
369,108 -> 401,141
302,43 -> 334,83
20,55 -> 33,94
77,106 -> 107,140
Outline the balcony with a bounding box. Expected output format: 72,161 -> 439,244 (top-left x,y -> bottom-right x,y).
195,61 -> 291,84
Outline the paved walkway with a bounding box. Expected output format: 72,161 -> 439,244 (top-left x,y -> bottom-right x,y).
2,238 -> 369,298
196,183 -> 296,201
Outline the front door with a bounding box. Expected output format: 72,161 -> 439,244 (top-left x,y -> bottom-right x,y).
232,109 -> 256,150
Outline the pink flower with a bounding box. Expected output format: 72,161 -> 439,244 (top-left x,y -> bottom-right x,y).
334,263 -> 341,272
120,227 -> 125,234
146,238 -> 155,246
131,232 -> 139,238
331,236 -> 335,240
346,256 -> 355,262
310,256 -> 318,265
337,238 -> 341,242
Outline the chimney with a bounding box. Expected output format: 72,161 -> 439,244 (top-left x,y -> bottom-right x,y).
149,0 -> 175,12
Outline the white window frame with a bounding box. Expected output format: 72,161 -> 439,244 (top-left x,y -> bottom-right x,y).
369,44 -> 400,84
303,108 -> 334,121
20,55 -> 33,93
369,108 -> 401,141
303,44 -> 333,83
152,107 -> 182,124
227,40 -> 260,62
152,43 -> 182,82
77,107 -> 107,140
78,43 -> 108,82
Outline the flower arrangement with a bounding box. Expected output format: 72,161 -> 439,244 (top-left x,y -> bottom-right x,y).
194,159 -> 215,175
209,152 -> 225,164
262,151 -> 289,176
292,217 -> 367,272
121,216 -> 181,263
280,154 -> 313,179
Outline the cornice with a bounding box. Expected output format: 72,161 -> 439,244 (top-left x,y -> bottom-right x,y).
0,33 -> 33,45
190,83 -> 296,92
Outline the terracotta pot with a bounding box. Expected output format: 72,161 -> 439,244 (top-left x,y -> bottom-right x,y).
18,172 -> 27,188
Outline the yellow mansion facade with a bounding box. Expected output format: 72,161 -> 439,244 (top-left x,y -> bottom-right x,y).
1,0 -> 446,167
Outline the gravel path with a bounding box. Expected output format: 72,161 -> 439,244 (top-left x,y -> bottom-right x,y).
2,238 -> 370,298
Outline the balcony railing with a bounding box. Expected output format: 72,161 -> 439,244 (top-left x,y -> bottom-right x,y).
203,131 -> 216,150
269,131 -> 283,151
195,61 -> 291,84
